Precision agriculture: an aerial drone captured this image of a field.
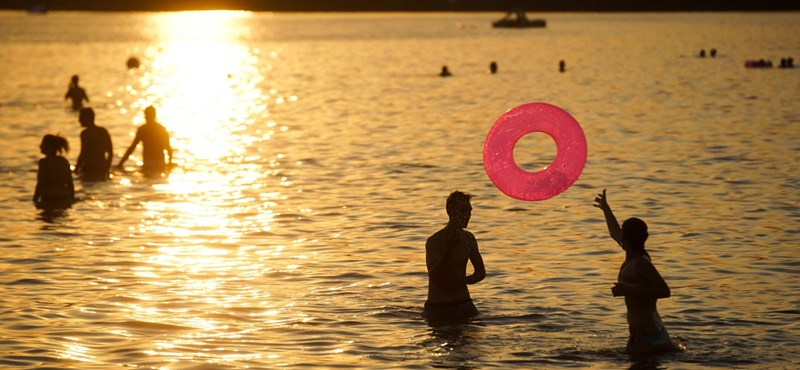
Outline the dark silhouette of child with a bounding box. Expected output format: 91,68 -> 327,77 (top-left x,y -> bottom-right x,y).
594,189 -> 683,355
34,134 -> 75,209
424,191 -> 486,325
75,108 -> 113,181
64,75 -> 89,111
117,106 -> 173,175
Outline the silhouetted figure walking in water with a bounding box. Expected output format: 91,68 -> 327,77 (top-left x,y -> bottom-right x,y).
64,75 -> 89,111
439,65 -> 452,77
117,106 -> 173,176
490,61 -> 498,74
424,191 -> 486,325
34,134 -> 74,209
559,60 -> 566,72
75,108 -> 113,181
594,189 -> 683,355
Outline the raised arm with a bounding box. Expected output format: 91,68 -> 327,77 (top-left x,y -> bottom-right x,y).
594,189 -> 622,245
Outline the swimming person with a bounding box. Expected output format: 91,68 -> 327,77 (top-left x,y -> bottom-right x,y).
33,134 -> 75,209
439,65 -> 452,77
75,108 -> 113,181
593,189 -> 682,355
64,75 -> 89,111
423,191 -> 486,325
490,61 -> 498,74
117,106 -> 173,176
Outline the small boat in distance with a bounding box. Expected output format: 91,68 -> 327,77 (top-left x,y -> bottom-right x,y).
493,8 -> 546,28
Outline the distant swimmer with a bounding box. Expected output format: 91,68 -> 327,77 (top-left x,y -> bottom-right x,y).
710,48 -> 717,58
34,134 -> 75,209
594,189 -> 684,355
439,65 -> 452,77
117,106 -> 173,176
126,57 -> 140,69
75,108 -> 113,181
699,49 -> 706,58
423,191 -> 486,325
490,61 -> 498,74
64,75 -> 89,111
559,59 -> 566,73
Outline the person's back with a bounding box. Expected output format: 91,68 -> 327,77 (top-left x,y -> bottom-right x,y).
426,227 -> 476,303
423,191 -> 485,325
76,108 -> 112,180
34,134 -> 74,209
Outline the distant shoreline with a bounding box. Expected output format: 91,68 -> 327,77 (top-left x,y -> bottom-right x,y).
4,0 -> 800,12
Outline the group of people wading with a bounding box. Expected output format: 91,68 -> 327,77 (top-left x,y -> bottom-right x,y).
34,76 -> 172,210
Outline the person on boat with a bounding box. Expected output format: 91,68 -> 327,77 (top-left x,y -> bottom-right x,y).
117,106 -> 173,176
33,134 -> 75,209
75,108 -> 113,181
439,65 -> 452,77
594,189 -> 683,355
423,191 -> 486,325
64,75 -> 89,112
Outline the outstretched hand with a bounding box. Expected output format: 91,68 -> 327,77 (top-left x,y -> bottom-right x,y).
593,189 -> 610,211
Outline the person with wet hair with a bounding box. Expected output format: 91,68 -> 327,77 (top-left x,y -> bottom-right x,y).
423,190 -> 486,325
34,134 -> 75,209
594,189 -> 683,354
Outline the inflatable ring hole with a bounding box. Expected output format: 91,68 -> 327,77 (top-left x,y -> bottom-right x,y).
513,132 -> 557,172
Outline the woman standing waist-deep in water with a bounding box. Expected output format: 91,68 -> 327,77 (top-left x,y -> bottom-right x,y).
594,189 -> 684,355
33,134 -> 75,209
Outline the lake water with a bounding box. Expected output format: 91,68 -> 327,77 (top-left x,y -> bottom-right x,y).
0,11 -> 798,369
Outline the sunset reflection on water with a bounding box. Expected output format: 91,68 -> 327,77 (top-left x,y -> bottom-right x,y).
117,11 -> 294,355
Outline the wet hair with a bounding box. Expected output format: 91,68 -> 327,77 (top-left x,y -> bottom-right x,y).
622,217 -> 649,254
79,107 -> 94,123
41,134 -> 69,155
446,190 -> 472,218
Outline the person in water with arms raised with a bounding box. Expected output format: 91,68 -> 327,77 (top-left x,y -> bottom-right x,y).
424,190 -> 486,325
594,189 -> 684,355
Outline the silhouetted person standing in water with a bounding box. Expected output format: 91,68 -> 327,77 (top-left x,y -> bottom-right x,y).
34,134 -> 74,209
64,75 -> 89,111
439,65 -> 452,77
594,189 -> 683,355
117,106 -> 172,176
75,108 -> 113,181
490,61 -> 498,74
424,190 -> 486,325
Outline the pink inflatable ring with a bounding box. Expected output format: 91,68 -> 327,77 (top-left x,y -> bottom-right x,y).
483,102 -> 587,201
